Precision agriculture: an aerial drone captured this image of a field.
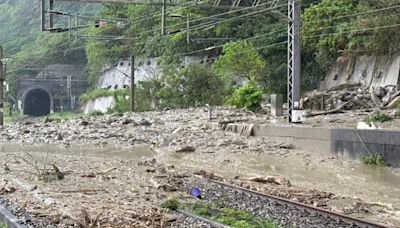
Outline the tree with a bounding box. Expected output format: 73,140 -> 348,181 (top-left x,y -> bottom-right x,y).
212,41 -> 266,89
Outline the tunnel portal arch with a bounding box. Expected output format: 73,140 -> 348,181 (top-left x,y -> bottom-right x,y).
22,87 -> 54,116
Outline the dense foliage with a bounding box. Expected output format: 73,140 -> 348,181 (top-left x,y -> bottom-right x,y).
1,0 -> 399,111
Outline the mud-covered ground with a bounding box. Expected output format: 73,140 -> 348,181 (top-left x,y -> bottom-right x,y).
0,107 -> 399,227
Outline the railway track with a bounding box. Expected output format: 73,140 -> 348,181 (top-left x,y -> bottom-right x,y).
208,179 -> 387,228
182,178 -> 389,228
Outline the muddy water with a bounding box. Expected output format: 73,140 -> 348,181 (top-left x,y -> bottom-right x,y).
0,143 -> 155,160
1,142 -> 399,209
158,148 -> 400,209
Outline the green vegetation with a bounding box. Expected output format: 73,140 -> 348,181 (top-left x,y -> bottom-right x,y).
189,201 -> 280,228
79,89 -> 115,104
213,41 -> 266,92
363,112 -> 393,125
227,80 -> 263,112
0,1 -> 100,97
161,198 -> 279,228
87,110 -> 104,117
0,222 -> 8,228
2,0 -> 400,113
360,153 -> 387,166
161,197 -> 180,210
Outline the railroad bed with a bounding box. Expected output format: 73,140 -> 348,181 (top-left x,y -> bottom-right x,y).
181,178 -> 387,228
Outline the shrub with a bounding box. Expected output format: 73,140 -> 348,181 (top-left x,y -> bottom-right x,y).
79,89 -> 113,104
360,153 -> 387,166
87,110 -> 104,117
227,80 -> 263,112
363,112 -> 392,125
161,197 -> 180,210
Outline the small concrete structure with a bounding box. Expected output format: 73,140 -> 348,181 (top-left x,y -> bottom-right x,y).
270,94 -> 283,116
226,124 -> 400,167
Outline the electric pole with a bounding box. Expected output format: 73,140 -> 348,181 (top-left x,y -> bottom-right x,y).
161,0 -> 167,35
287,0 -> 301,123
0,46 -> 4,126
130,55 -> 135,112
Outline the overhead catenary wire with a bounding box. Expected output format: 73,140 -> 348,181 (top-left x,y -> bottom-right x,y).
77,2 -> 286,41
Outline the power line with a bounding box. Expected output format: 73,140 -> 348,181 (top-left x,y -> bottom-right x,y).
303,3 -> 400,25
304,14 -> 400,35
304,22 -> 400,39
81,2 -> 285,42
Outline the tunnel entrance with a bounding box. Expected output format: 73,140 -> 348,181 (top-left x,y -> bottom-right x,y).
24,89 -> 51,116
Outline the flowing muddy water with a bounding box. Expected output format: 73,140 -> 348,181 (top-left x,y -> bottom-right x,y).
1,142 -> 400,225
161,149 -> 400,206
1,142 -> 399,206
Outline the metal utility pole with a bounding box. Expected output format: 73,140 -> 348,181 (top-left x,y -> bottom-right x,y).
161,0 -> 167,35
0,46 -> 4,126
49,0 -> 54,29
130,55 -> 135,112
287,0 -> 301,123
41,0 -> 46,31
186,14 -> 190,44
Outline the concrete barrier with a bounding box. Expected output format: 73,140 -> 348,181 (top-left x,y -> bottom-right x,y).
227,124 -> 400,167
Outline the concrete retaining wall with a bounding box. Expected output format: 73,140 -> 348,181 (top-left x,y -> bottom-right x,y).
228,124 -> 400,167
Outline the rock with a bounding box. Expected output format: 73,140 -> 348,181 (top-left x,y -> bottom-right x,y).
55,133 -> 63,141
373,86 -> 386,98
382,95 -> 391,105
121,118 -> 133,125
357,121 -> 379,130
80,120 -> 89,126
23,121 -> 32,125
175,146 -> 196,153
137,119 -> 151,126
21,129 -> 30,134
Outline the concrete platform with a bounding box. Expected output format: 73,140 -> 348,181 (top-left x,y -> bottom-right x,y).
227,123 -> 400,167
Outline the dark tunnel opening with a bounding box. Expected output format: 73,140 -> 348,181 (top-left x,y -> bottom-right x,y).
24,89 -> 51,116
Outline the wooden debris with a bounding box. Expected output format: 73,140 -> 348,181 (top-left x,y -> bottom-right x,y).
248,176 -> 292,187
175,146 -> 196,153
0,181 -> 16,195
194,170 -> 223,180
60,189 -> 102,194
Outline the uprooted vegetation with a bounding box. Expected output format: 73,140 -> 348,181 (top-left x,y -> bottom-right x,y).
12,153 -> 64,182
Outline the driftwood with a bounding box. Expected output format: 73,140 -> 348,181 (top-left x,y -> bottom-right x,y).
60,189 -> 102,194
384,96 -> 400,109
218,119 -> 248,125
306,101 -> 351,117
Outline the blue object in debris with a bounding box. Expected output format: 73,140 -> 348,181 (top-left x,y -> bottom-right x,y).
190,187 -> 202,199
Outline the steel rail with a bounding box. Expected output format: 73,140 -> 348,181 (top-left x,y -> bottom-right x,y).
209,179 -> 388,228
176,209 -> 229,228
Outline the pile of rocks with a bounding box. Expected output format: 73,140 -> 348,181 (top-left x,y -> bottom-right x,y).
301,85 -> 400,111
